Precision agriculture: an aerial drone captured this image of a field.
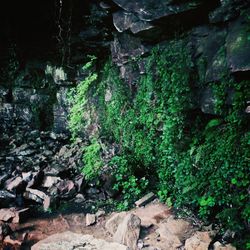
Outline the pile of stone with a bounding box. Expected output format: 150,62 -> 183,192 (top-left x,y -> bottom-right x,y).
0,128 -> 114,247
29,196 -> 237,250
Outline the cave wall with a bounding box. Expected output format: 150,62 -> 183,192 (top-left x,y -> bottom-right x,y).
0,0 -> 249,136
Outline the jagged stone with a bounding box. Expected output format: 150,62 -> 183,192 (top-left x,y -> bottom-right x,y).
185,231 -> 212,250
112,0 -> 203,21
42,176 -> 61,188
113,10 -> 154,34
105,212 -> 127,235
86,213 -> 96,226
111,33 -> 148,66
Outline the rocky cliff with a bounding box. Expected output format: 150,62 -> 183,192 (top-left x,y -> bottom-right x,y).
0,0 -> 249,248
0,0 -> 249,135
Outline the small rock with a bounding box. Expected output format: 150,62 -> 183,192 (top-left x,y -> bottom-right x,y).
135,192 -> 155,207
0,208 -> 16,222
96,209 -> 105,218
74,193 -> 85,203
113,213 -> 141,250
5,176 -> 24,192
213,241 -> 236,250
42,176 -> 61,188
86,213 -> 96,226
56,180 -> 76,198
185,231 -> 212,250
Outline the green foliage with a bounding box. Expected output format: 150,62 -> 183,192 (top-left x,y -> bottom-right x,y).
67,55 -> 97,140
110,155 -> 149,210
81,138 -> 103,180
68,41 -> 249,248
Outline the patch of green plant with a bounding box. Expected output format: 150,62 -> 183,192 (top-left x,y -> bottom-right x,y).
67,40 -> 249,248
110,155 -> 149,210
67,55 -> 97,140
82,138 -> 103,181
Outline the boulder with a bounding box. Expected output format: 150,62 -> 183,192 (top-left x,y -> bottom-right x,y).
185,231 -> 212,250
105,211 -> 127,235
113,213 -> 141,250
31,231 -> 129,250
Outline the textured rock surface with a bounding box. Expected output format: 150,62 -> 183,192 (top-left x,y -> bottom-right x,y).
31,231 -> 129,250
113,214 -> 141,250
105,212 -> 127,235
185,231 -> 212,250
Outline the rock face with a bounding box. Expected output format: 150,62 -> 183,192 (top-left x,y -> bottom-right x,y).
113,214 -> 141,250
112,0 -> 204,21
31,231 -> 129,250
0,0 -> 249,134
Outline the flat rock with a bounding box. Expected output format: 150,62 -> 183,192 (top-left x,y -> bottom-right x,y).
113,213 -> 141,250
133,202 -> 171,227
135,192 -> 155,207
157,216 -> 191,240
31,231 -> 129,250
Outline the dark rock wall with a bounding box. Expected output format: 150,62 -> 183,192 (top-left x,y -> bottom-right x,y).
0,0 -> 249,136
